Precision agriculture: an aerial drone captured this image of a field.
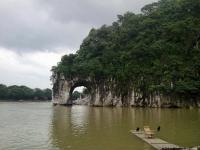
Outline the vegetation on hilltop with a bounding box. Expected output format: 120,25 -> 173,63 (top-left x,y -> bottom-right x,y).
52,0 -> 200,103
0,84 -> 52,101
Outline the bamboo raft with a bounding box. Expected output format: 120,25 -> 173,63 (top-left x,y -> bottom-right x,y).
131,130 -> 199,150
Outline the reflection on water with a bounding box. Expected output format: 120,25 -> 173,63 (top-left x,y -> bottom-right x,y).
50,106 -> 157,150
50,106 -> 200,150
71,106 -> 89,135
0,102 -> 199,150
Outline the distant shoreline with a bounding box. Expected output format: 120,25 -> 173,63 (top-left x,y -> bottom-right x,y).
0,100 -> 51,102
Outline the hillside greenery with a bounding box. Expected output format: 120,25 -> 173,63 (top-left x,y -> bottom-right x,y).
52,0 -> 200,102
0,84 -> 52,101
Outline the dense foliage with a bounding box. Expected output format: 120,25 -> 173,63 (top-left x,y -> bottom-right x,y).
71,91 -> 81,100
0,84 -> 52,101
52,0 -> 200,101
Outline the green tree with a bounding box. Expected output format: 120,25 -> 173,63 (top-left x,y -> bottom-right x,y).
52,0 -> 200,103
0,84 -> 8,99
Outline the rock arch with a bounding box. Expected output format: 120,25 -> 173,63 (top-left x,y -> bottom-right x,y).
52,74 -> 163,107
69,80 -> 93,105
52,75 -> 94,105
52,74 -> 125,106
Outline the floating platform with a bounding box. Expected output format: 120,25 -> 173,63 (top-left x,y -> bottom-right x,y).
131,130 -> 199,150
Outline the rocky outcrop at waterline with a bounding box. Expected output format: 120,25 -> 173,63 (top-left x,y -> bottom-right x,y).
51,74 -> 200,108
73,96 -> 90,105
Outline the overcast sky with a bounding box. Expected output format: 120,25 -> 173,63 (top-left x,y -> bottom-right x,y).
0,0 -> 156,89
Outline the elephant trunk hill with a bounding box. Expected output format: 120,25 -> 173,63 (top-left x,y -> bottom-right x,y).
51,0 -> 200,108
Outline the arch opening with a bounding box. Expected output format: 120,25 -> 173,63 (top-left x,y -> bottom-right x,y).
69,80 -> 92,105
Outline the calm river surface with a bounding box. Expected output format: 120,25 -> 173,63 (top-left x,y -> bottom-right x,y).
0,102 -> 200,150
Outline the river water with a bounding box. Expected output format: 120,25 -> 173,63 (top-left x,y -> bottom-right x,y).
0,102 -> 199,150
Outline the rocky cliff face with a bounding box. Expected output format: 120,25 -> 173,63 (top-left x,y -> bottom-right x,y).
52,75 -> 200,108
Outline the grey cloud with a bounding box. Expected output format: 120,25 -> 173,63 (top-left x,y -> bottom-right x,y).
40,0 -> 157,25
0,0 -> 156,52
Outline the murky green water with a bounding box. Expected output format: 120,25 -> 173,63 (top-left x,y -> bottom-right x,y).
0,102 -> 199,150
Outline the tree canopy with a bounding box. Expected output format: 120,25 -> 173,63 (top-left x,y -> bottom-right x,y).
0,84 -> 52,101
52,0 -> 200,102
